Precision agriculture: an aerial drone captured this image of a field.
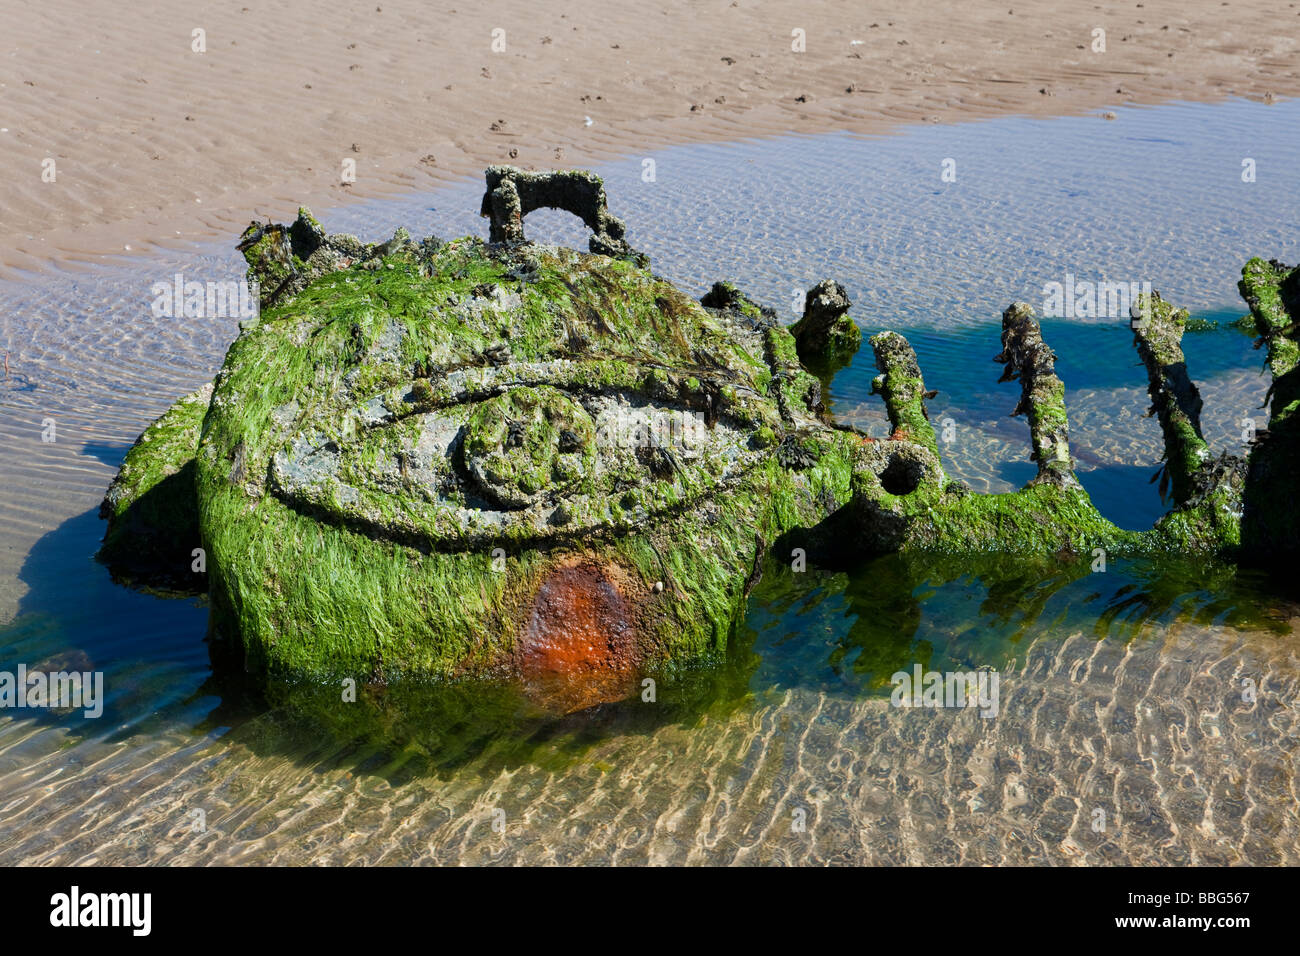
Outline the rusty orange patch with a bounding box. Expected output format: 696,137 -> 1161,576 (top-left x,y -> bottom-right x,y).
516,558 -> 642,712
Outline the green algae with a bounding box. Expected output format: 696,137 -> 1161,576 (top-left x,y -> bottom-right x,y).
1237,257 -> 1300,555
97,384 -> 212,593
185,236 -> 864,682
869,330 -> 939,456
996,303 -> 1076,487
790,279 -> 862,375
99,173 -> 1300,692
1131,292 -> 1214,505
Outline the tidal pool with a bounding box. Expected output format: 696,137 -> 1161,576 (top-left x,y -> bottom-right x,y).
0,99 -> 1297,864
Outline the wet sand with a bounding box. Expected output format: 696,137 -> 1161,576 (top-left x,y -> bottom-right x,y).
3,0 -> 1299,277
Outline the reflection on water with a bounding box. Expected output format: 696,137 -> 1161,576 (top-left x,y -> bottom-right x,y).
2,99 -> 1300,864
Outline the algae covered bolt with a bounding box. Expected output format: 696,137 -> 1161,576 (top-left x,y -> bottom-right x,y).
99,165 -> 1300,697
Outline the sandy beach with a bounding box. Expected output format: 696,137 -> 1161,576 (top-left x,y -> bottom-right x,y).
1,0 -> 1297,277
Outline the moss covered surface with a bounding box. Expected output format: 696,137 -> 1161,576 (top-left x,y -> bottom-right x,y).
869,330 -> 939,457
1237,257 -> 1300,555
902,482 -> 1133,553
187,238 -> 861,683
791,280 -> 861,376
1131,293 -> 1215,505
97,384 -> 212,593
102,184 -> 1300,692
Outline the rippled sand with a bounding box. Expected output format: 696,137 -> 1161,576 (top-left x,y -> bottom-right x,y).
1,101 -> 1299,865
0,611 -> 1295,866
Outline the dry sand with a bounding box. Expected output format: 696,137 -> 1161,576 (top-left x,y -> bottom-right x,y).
1,0 -> 1297,277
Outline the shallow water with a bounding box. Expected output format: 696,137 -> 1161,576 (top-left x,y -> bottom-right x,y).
1,99 -> 1298,865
